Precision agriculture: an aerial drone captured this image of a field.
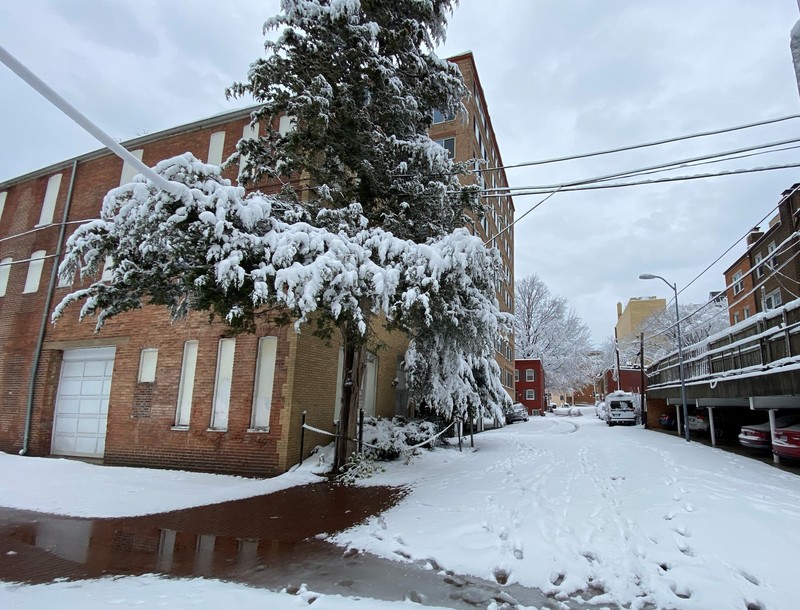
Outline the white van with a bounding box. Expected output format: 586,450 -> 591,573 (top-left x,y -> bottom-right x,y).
604,391 -> 640,426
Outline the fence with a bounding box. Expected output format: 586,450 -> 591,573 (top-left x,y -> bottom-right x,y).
647,304 -> 800,387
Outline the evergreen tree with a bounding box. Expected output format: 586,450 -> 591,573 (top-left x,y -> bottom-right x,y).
55,1 -> 511,470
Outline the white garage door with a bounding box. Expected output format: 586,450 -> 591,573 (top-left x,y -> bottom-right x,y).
52,347 -> 115,458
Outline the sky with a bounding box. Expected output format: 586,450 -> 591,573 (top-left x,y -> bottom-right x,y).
1,1 -> 800,344
3,411 -> 799,609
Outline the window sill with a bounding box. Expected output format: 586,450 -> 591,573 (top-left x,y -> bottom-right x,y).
206,428 -> 227,433
247,428 -> 270,434
171,425 -> 189,431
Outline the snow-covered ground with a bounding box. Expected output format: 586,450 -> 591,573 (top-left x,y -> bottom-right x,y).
2,408 -> 799,609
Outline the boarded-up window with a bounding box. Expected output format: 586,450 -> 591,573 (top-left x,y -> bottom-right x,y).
23,250 -> 46,294
119,149 -> 144,185
175,341 -> 198,427
38,174 -> 62,226
138,348 -> 158,383
0,257 -> 11,296
211,338 -> 235,430
207,131 -> 226,166
251,336 -> 277,430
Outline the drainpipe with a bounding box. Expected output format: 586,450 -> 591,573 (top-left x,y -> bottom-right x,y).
20,159 -> 78,455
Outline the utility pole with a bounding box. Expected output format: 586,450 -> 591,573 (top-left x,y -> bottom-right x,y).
640,332 -> 647,428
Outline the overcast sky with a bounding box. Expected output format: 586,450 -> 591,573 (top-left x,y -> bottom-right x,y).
2,1 -> 799,345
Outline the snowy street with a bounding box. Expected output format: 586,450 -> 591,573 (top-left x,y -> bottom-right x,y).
2,409 -> 799,609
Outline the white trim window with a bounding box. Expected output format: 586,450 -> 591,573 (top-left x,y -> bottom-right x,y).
767,241 -> 777,269
433,137 -> 455,158
250,336 -> 277,430
23,250 -> 46,294
210,338 -> 236,430
432,109 -> 454,124
754,253 -> 764,278
0,191 -> 7,224
525,389 -> 535,400
525,368 -> 535,382
764,289 -> 782,311
175,341 -> 198,428
514,369 -> 519,382
731,270 -> 743,295
138,348 -> 158,383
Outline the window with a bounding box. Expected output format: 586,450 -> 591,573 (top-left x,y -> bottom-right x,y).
334,346 -> 344,422
359,352 -> 378,417
767,241 -> 777,270
514,369 -> 519,382
434,137 -> 455,158
251,336 -> 277,430
175,340 -> 198,427
239,123 -> 259,177
0,191 -> 6,224
38,173 -> 62,226
0,257 -> 11,296
138,348 -> 158,383
764,289 -> 782,311
743,306 -> 751,319
733,312 -> 740,324
732,270 -> 743,295
211,338 -> 236,430
525,389 -> 535,400
23,250 -> 46,294
432,109 -> 454,124
119,149 -> 144,186
754,253 -> 764,278
525,369 -> 535,382
278,115 -> 295,136
101,256 -> 114,282
207,131 -> 226,166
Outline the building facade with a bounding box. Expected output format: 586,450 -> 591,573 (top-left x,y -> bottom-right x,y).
615,297 -> 667,342
513,359 -> 544,415
723,185 -> 800,325
0,53 -> 514,476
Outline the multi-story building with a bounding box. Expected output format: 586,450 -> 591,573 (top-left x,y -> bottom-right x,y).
723,185 -> 800,325
615,297 -> 667,341
0,52 -> 514,476
513,359 -> 544,415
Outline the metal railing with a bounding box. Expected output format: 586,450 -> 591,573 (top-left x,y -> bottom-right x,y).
646,303 -> 800,387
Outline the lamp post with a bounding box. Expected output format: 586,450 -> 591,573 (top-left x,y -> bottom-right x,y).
639,273 -> 690,442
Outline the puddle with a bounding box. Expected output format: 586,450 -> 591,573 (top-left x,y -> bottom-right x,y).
0,482 -> 588,609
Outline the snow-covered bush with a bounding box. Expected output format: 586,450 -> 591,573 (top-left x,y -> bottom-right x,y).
336,452 -> 384,485
361,416 -> 439,461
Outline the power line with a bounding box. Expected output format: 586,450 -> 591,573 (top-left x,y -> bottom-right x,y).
482,113 -> 800,173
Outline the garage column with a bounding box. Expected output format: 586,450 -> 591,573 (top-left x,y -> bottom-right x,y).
675,404 -> 682,438
708,407 -> 717,447
769,409 -> 779,464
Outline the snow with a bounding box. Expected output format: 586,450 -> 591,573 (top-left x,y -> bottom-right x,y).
3,411 -> 800,609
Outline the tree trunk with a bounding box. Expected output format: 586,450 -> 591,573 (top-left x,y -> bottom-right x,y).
334,336 -> 367,471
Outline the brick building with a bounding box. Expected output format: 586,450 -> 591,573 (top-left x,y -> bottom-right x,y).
513,359 -> 544,415
0,53 -> 514,476
723,185 -> 800,325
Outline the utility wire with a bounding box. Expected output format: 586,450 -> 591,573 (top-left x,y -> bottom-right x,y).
484,113 -> 800,174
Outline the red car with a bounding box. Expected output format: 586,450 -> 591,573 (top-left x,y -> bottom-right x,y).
740,416 -> 800,451
772,423 -> 800,460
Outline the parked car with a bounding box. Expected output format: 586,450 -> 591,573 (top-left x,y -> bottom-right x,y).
604,390 -> 639,426
505,403 -> 530,424
595,401 -> 606,419
772,423 -> 800,461
739,415 -> 800,451
659,413 -> 676,430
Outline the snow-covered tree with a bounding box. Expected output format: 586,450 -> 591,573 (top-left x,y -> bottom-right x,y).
55,0 -> 511,469
640,298 -> 729,362
514,274 -> 594,392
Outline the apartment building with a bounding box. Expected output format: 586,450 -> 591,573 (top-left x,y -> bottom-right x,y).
0,52 -> 514,476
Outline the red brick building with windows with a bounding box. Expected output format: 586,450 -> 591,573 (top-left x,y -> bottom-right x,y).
514,359 -> 545,415
0,53 -> 514,476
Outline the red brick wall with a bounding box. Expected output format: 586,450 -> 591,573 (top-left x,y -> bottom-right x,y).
513,359 -> 545,414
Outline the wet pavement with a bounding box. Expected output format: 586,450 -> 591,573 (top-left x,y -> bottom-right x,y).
0,482 -> 589,609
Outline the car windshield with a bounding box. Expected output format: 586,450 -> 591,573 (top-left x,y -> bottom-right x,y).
609,400 -> 633,410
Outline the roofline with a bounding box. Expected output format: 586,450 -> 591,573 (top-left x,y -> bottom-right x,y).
0,105 -> 258,191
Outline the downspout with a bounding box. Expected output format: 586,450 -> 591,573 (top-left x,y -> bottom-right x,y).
20,158 -> 77,455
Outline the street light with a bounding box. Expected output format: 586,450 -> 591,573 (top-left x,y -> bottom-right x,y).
638,273 -> 690,442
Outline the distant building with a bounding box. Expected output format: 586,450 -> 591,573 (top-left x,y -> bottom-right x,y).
514,359 -> 545,415
615,296 -> 666,341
